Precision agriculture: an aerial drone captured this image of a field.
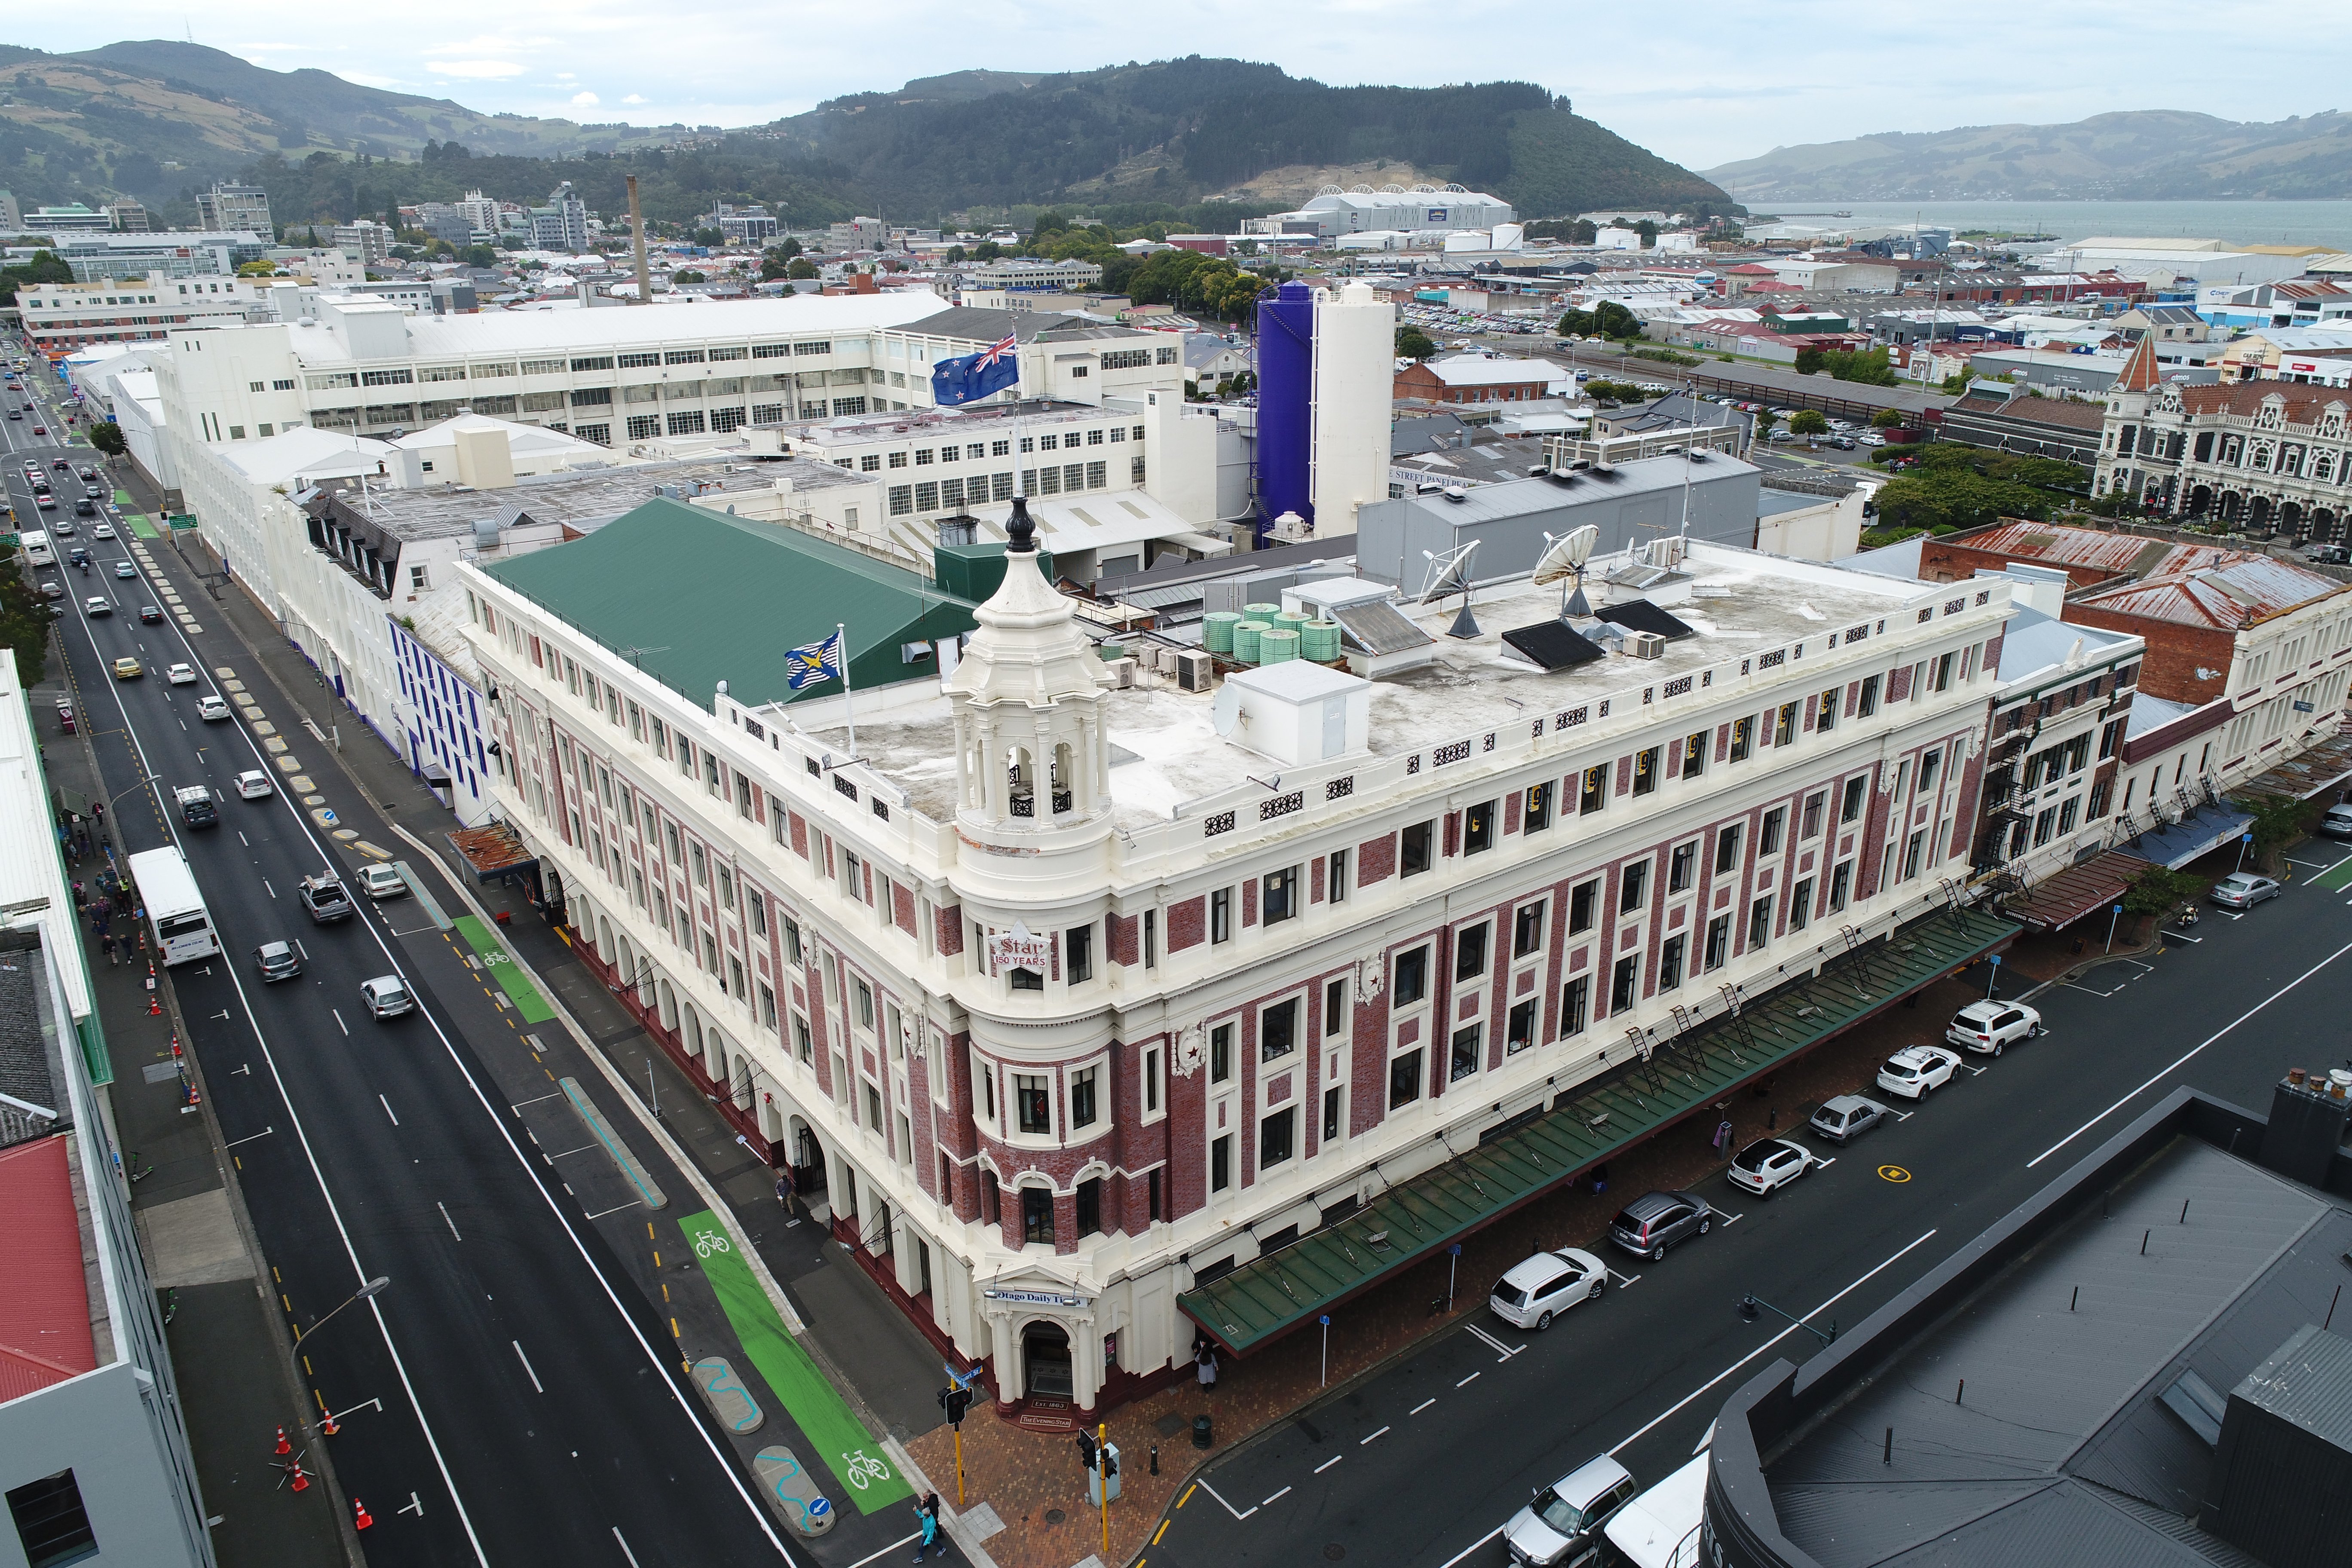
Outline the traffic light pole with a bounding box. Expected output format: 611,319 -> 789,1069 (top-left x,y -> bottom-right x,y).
1098,1421 -> 1110,1560
954,1424 -> 965,1506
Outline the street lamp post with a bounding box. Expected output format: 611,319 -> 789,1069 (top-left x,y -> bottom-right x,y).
1985,952 -> 2002,1000
296,1276 -> 389,1344
2106,903 -> 2123,953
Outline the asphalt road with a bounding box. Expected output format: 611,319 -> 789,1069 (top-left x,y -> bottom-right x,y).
5,364 -> 801,1567
1147,844 -> 2352,1568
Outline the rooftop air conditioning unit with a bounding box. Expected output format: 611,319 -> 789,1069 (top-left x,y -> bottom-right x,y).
1174,650 -> 1215,692
1102,658 -> 1137,689
1626,631 -> 1667,659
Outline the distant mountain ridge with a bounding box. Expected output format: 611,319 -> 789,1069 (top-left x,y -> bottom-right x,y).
759,58 -> 1736,218
0,45 -> 1732,231
1706,108 -> 2352,202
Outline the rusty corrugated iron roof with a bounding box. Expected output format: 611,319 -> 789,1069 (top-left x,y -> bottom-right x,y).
2076,552 -> 2345,628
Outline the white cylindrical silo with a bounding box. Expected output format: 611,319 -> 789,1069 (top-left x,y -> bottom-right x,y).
1308,280 -> 1394,538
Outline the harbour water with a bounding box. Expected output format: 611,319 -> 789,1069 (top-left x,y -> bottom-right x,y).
1751,199 -> 2352,253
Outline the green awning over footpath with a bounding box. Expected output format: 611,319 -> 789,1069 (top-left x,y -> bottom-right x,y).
1179,905 -> 2019,1354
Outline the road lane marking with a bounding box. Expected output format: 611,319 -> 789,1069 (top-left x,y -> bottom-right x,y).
332,1009 -> 347,1036
1262,1486 -> 1292,1506
512,1340 -> 544,1393
1717,1207 -> 1747,1226
224,1126 -> 274,1148
1410,1398 -> 1436,1415
438,1202 -> 462,1241
1359,1426 -> 1389,1446
379,1095 -> 398,1126
611,1527 -> 641,1568
2028,934 -> 2352,1168
1315,1455 -> 1344,1473
263,879 -> 275,898
1606,1228 -> 1940,1460
1608,1269 -> 1642,1287
1456,1371 -> 1480,1387
584,1201 -> 645,1221
1195,1478 -> 1256,1520
1434,1527 -> 1504,1568
841,1535 -> 922,1568
1463,1322 -> 1522,1360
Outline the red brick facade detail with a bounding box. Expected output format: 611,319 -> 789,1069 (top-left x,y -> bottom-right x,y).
1107,912 -> 1139,967
1167,895 -> 1206,953
1359,831 -> 1396,887
893,881 -> 918,937
935,905 -> 964,957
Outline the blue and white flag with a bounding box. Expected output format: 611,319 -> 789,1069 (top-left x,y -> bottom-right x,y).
930,333 -> 1020,406
786,630 -> 843,690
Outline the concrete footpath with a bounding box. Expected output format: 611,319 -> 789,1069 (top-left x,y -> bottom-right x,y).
31,603 -> 352,1568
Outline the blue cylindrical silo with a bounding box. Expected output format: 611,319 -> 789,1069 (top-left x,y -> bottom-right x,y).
1256,281 -> 1315,536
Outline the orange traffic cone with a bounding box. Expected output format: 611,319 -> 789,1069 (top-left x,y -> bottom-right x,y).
274,1426 -> 291,1455
148,994 -> 161,1016
352,1499 -> 373,1531
288,1461 -> 310,1494
321,1411 -> 340,1437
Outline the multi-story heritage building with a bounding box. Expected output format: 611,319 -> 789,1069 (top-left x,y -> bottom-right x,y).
460,496 -> 2019,1419
1919,522 -> 2352,865
2094,337 -> 2352,540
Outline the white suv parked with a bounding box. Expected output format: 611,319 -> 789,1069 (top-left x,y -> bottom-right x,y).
1489,1247 -> 1608,1331
1944,1000 -> 2040,1056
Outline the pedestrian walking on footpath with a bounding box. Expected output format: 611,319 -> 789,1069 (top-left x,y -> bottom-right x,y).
775,1162 -> 798,1218
71,880 -> 85,910
1196,1344 -> 1218,1394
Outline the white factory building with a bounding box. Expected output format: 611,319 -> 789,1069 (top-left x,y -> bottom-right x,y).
1254,184 -> 1514,243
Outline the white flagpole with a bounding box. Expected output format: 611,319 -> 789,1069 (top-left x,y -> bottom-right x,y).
837,622 -> 856,760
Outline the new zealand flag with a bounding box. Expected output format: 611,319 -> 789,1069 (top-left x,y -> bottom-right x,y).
929,333 -> 1020,406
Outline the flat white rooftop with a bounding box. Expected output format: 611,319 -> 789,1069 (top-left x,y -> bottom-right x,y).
816,540 -> 1951,830
281,291 -> 945,367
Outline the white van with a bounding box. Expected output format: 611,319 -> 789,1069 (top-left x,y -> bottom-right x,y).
1603,1454 -> 1709,1568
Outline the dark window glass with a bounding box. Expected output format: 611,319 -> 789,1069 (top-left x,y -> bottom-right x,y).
1464,801 -> 1495,854
1610,955 -> 1638,1013
1632,747 -> 1660,796
1507,998 -> 1537,1054
1748,896 -> 1773,949
1066,924 -> 1092,982
1393,946 -> 1429,1006
1076,1177 -> 1102,1237
1525,783 -> 1552,831
1260,1108 -> 1295,1167
1568,879 -> 1598,934
1715,824 -> 1742,874
1513,902 -> 1544,958
1760,807 -> 1785,854
1669,842 -> 1697,893
1455,923 -> 1489,981
1704,914 -> 1730,971
1450,1024 -> 1482,1081
1016,1076 -> 1050,1133
1261,998 -> 1299,1060
1022,1186 -> 1055,1244
7,1470 -> 97,1568
1580,766 -> 1608,814
1620,860 -> 1649,913
1148,1169 -> 1163,1220
1559,976 -> 1589,1037
1659,934 -> 1685,990
1323,1087 -> 1341,1142
1389,1050 -> 1424,1109
1210,1023 -> 1233,1083
1401,821 -> 1434,876
1264,867 -> 1298,923
1211,1136 -> 1232,1191
1841,776 -> 1868,823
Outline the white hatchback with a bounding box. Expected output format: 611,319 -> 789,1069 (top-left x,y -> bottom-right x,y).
1877,1044 -> 1963,1100
196,695 -> 230,721
165,663 -> 196,684
1726,1136 -> 1816,1198
235,769 -> 273,799
1489,1246 -> 1608,1331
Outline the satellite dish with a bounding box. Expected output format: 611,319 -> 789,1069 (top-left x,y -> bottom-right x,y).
1418,539 -> 1482,639
1212,683 -> 1242,738
1534,525 -> 1600,618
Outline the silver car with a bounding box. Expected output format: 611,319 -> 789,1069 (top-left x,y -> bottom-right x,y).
1810,1094 -> 1887,1145
1505,1455 -> 1638,1567
2209,873 -> 2281,910
360,976 -> 413,1019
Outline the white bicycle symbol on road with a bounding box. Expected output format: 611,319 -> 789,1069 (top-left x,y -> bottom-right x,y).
692,1229 -> 733,1257
840,1450 -> 891,1490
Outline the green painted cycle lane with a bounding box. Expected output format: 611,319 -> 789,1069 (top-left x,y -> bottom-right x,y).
450,913 -> 557,1020
680,1211 -> 913,1512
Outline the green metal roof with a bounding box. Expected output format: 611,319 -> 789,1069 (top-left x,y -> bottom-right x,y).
1178,905 -> 2019,1355
479,497 -> 983,710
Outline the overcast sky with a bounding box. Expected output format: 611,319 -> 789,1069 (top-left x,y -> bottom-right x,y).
15,5 -> 2349,173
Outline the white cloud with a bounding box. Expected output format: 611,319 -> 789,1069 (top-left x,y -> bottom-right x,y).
571,90 -> 600,106
426,60 -> 529,79
622,93 -> 649,105
556,72 -> 576,81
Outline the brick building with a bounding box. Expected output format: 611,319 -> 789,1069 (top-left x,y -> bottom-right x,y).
1918,522 -> 2352,850
462,502 -> 2018,1421
1394,353 -> 1572,405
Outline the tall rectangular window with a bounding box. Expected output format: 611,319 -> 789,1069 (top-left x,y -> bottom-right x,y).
1210,1023 -> 1234,1083
1669,842 -> 1697,894
1704,915 -> 1730,971
1683,732 -> 1707,779
1632,747 -> 1661,796
1761,806 -> 1786,854
1015,1074 -> 1050,1134
1841,776 -> 1868,823
1728,717 -> 1754,762
1507,997 -> 1538,1054
1069,1067 -> 1098,1128
1148,1168 -> 1163,1220
1260,1108 -> 1296,1168
1513,901 -> 1544,958
1580,765 -> 1608,815
1801,792 -> 1826,839
1620,859 -> 1649,913
1789,879 -> 1814,931
1658,934 -> 1686,991
1261,998 -> 1299,1060
1327,848 -> 1351,903
1715,823 -> 1743,874
1263,867 -> 1298,923
1857,675 -> 1881,718
1609,955 -> 1639,1013
1748,895 -> 1773,949
1828,861 -> 1853,912
1066,923 -> 1093,983
1559,975 -> 1589,1038
1454,922 -> 1490,981
1525,782 -> 1553,831
1818,688 -> 1840,734
1464,800 -> 1496,853
1393,946 -> 1429,1006
1144,1047 -> 1161,1114
1324,977 -> 1349,1033
1568,879 -> 1598,935
1210,888 -> 1231,944
1401,821 -> 1434,876
1389,1050 -> 1424,1109
1076,1177 -> 1102,1237
1450,1023 -> 1482,1081
1022,1185 -> 1055,1244
1323,1086 -> 1342,1142
1211,1135 -> 1233,1191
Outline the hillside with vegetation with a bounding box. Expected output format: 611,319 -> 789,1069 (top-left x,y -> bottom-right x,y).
1,47 -> 1733,232
1707,108 -> 2352,201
